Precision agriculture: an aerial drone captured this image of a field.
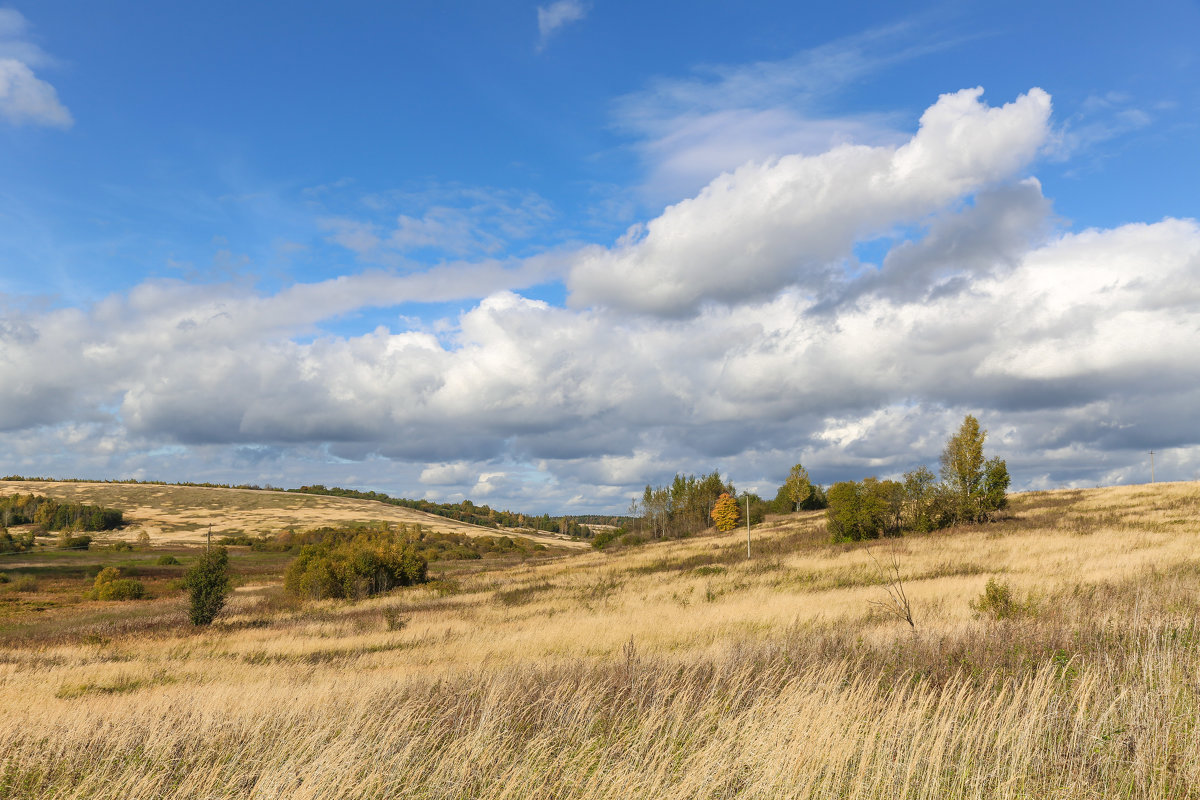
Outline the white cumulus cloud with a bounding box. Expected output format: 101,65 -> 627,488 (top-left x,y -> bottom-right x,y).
569,87 -> 1052,316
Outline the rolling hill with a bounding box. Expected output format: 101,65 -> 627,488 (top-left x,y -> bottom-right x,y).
0,480 -> 586,548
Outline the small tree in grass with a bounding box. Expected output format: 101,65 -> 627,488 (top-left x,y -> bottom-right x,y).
710,493 -> 741,531
184,546 -> 231,626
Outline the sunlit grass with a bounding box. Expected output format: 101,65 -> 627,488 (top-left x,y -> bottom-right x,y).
2,481 -> 1200,797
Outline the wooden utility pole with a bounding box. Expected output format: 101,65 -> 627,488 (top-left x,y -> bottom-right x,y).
1149,450 -> 1156,483
744,492 -> 751,559
207,524 -> 212,551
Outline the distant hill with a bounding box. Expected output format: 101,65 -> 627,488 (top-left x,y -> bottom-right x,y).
0,480 -> 588,548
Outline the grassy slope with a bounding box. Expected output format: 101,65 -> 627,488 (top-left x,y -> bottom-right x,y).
0,480 -> 585,548
2,482 -> 1200,798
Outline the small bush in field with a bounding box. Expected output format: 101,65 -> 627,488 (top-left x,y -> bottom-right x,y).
13,576 -> 37,592
971,578 -> 1030,620
156,554 -> 181,565
90,566 -> 146,601
184,547 -> 231,625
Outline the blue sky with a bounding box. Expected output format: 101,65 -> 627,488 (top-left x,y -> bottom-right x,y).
1,1 -> 1198,512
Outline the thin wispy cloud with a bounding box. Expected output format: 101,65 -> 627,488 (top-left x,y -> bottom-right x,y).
537,0 -> 589,52
612,22 -> 974,201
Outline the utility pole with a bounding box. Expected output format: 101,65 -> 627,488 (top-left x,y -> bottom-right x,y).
207,524 -> 212,552
1149,450 -> 1156,483
743,491 -> 751,559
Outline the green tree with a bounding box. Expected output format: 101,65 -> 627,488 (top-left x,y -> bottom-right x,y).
940,415 -> 1009,523
826,478 -> 903,541
184,547 -> 231,626
782,463 -> 813,512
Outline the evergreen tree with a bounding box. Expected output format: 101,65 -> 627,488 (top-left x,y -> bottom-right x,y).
184,547 -> 231,626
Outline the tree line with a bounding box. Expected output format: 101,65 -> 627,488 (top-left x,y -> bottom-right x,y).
617,415 -> 1008,546
0,494 -> 123,533
826,415 -> 1009,541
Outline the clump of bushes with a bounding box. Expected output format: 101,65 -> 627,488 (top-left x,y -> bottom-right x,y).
217,532 -> 287,551
0,528 -> 34,553
156,554 -> 181,566
591,529 -> 649,550
55,533 -> 92,551
12,576 -> 37,593
89,567 -> 146,601
971,578 -> 1034,620
285,534 -> 427,601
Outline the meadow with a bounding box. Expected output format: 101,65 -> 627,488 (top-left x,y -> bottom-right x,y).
2,481 -> 1199,798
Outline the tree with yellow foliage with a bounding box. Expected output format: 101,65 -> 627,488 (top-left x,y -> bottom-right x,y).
710,492 -> 741,531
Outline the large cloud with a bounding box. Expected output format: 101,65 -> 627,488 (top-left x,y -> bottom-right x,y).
568,88 -> 1052,316
2,87 -> 1198,509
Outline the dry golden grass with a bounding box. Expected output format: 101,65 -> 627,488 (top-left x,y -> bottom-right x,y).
0,480 -> 583,548
3,481 -> 1200,798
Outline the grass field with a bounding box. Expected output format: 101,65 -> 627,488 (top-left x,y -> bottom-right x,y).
2,481 -> 1200,798
0,480 -> 582,548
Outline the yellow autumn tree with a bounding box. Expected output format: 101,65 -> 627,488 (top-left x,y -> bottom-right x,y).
710,492 -> 741,531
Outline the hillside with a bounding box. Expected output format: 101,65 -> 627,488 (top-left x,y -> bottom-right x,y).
0,480 -> 586,548
2,481 -> 1199,797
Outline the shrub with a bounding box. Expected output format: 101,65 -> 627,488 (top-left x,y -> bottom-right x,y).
971,578 -> 1028,620
591,529 -> 621,549
97,578 -> 146,601
156,554 -> 181,566
137,531 -> 151,548
0,572 -> 7,583
13,576 -> 37,592
184,547 -> 232,625
56,533 -> 92,551
90,566 -> 146,601
112,540 -> 134,552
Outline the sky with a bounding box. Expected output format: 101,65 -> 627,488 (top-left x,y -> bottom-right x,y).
1,1 -> 1198,513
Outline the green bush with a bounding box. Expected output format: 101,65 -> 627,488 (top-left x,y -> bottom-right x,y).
90,566 -> 146,601
111,540 -> 134,552
13,576 -> 37,592
183,548 -> 232,625
156,554 -> 181,565
55,533 -> 92,551
591,528 -> 621,549
97,578 -> 146,601
971,578 -> 1029,620
0,572 -> 8,583
284,538 -> 427,601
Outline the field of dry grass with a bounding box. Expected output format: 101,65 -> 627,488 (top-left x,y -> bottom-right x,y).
0,480 -> 582,548
2,481 -> 1200,798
